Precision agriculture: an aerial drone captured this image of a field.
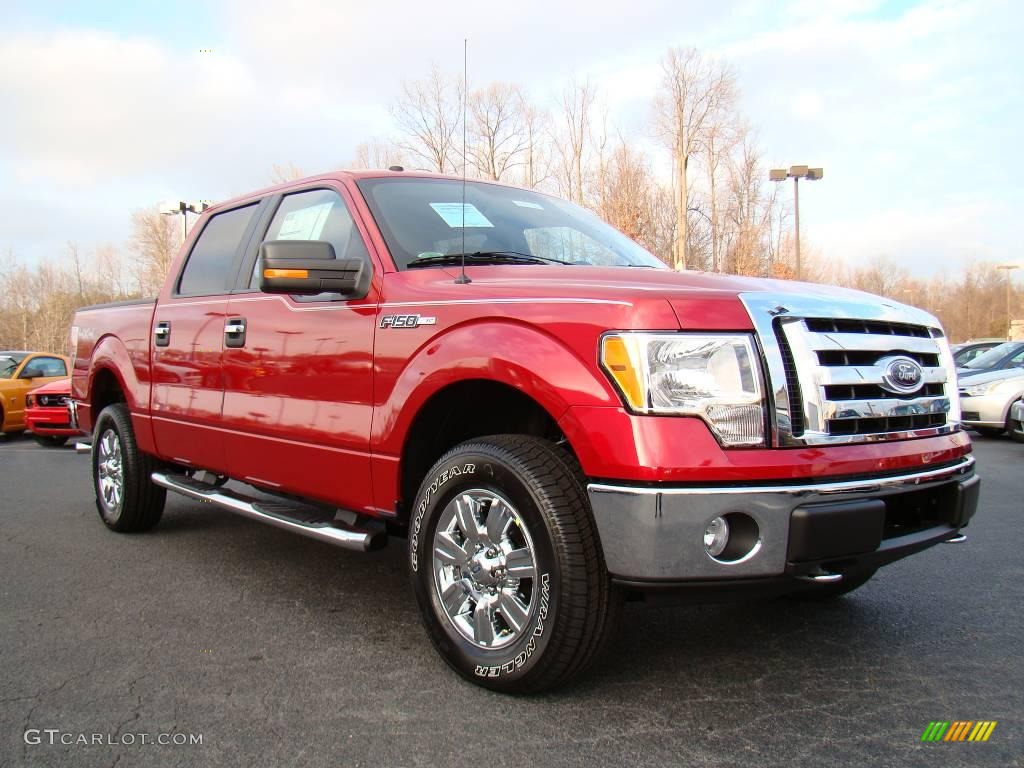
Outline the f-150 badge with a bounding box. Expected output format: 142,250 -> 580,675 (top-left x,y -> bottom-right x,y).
380,314 -> 437,328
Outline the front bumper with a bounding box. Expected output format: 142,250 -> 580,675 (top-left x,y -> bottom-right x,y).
959,393 -> 1011,427
1009,400 -> 1024,438
588,456 -> 979,586
25,407 -> 80,436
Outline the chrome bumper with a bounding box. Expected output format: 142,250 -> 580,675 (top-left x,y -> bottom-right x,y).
588,457 -> 978,582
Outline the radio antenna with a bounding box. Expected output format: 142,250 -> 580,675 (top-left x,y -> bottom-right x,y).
455,37 -> 471,284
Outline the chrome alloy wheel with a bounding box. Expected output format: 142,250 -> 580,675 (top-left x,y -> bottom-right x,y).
431,489 -> 538,650
96,428 -> 124,517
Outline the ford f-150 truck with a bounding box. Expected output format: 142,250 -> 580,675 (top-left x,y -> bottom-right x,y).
70,170 -> 979,692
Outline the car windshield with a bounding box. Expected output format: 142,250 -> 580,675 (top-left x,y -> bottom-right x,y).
963,341 -> 1024,369
0,354 -> 25,378
356,177 -> 667,271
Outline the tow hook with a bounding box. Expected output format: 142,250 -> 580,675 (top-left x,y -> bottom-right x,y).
796,569 -> 843,583
944,533 -> 968,544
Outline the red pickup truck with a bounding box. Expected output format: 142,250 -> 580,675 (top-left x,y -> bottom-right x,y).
71,170 -> 979,692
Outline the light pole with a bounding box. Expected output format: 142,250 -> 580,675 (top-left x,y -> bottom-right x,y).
769,165 -> 823,281
160,201 -> 208,243
996,263 -> 1020,340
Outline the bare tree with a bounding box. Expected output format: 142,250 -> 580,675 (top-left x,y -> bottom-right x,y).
553,78 -> 596,204
270,162 -> 304,184
350,138 -> 404,170
518,93 -> 553,189
654,47 -> 736,270
392,65 -> 463,173
468,83 -> 527,181
130,207 -> 180,296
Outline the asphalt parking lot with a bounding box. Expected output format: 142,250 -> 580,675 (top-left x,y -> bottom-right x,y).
1,434 -> 1021,768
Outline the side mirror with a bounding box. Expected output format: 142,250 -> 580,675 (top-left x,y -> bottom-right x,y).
20,366 -> 44,379
259,240 -> 365,296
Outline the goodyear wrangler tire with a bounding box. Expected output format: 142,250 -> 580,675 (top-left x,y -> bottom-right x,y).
92,403 -> 165,532
409,435 -> 620,693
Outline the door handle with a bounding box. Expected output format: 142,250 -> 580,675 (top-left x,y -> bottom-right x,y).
225,317 -> 247,348
154,321 -> 171,347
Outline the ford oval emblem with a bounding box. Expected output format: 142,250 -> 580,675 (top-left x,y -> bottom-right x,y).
879,356 -> 925,395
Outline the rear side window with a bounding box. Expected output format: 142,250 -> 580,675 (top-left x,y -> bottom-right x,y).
249,189 -> 369,288
178,204 -> 257,295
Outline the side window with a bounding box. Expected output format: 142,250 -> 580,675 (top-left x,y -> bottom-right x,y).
250,189 -> 369,288
178,204 -> 258,296
29,357 -> 66,376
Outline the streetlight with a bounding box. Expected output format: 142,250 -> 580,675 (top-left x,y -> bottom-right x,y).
769,165 -> 823,281
160,200 -> 209,243
995,263 -> 1020,340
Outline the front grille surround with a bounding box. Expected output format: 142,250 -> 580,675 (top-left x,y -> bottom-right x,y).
740,292 -> 959,447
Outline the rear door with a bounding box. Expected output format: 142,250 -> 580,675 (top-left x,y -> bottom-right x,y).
218,184 -> 381,511
150,201 -> 264,473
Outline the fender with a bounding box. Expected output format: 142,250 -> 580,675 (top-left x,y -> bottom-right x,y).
83,335 -> 156,453
371,319 -> 618,458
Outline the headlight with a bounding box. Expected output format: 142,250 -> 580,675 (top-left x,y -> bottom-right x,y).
26,395 -> 35,407
600,332 -> 765,446
961,380 -> 1003,397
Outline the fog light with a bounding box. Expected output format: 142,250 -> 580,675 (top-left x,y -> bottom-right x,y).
703,516 -> 730,557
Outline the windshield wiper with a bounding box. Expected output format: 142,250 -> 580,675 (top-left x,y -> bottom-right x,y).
407,251 -> 572,269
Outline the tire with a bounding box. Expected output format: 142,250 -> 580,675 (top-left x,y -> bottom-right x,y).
789,568 -> 877,601
34,435 -> 68,447
973,427 -> 1005,438
92,403 -> 165,532
408,435 -> 620,693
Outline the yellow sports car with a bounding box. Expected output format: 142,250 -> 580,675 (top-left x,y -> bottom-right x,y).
0,352 -> 72,435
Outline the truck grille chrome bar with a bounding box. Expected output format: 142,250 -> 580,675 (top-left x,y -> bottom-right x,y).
740,292 -> 960,446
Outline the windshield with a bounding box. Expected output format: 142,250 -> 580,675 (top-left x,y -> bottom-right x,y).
963,341 -> 1024,369
0,353 -> 25,378
356,177 -> 667,271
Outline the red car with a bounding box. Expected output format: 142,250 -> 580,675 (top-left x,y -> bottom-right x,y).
25,378 -> 79,446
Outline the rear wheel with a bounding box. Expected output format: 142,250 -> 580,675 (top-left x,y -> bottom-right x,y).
34,435 -> 68,447
92,403 -> 165,532
409,435 -> 620,693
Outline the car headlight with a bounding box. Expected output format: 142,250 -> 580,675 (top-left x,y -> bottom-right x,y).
961,380 -> 1003,397
600,332 -> 765,446
26,395 -> 35,407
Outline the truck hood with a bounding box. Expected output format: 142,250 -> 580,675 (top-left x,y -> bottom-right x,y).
467,265 -> 918,327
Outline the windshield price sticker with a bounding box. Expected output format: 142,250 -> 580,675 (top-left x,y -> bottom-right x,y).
429,203 -> 494,228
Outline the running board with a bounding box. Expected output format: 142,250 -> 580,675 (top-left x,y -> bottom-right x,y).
151,471 -> 386,552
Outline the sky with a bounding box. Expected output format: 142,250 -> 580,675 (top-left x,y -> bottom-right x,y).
1,0 -> 1021,279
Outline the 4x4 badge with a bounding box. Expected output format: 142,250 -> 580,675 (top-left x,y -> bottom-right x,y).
380,314 -> 437,329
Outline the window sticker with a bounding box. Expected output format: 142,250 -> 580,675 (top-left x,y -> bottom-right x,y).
276,202 -> 334,240
429,202 -> 494,228
512,200 -> 544,210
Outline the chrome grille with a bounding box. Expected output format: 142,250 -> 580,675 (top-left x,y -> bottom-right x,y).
741,292 -> 959,446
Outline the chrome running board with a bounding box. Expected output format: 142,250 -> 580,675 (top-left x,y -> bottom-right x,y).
151,471 -> 386,552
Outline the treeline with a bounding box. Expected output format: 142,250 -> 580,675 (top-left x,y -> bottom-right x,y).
0,47 -> 1018,354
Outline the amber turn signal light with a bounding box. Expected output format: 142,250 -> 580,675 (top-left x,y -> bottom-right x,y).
263,268 -> 309,279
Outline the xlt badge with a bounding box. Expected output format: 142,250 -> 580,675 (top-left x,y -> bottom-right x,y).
380,314 -> 437,329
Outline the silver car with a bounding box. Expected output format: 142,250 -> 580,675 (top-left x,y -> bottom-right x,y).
1010,397 -> 1024,442
958,369 -> 1024,437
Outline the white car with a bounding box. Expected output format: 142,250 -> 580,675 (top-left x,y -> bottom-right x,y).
958,369 -> 1024,437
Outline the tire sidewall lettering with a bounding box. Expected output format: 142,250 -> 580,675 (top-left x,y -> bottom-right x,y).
409,463 -> 475,572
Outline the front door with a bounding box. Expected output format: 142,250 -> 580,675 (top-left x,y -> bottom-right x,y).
219,185 -> 380,513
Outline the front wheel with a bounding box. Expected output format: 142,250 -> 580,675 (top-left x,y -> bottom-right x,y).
409,435 -> 619,693
92,403 -> 165,532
